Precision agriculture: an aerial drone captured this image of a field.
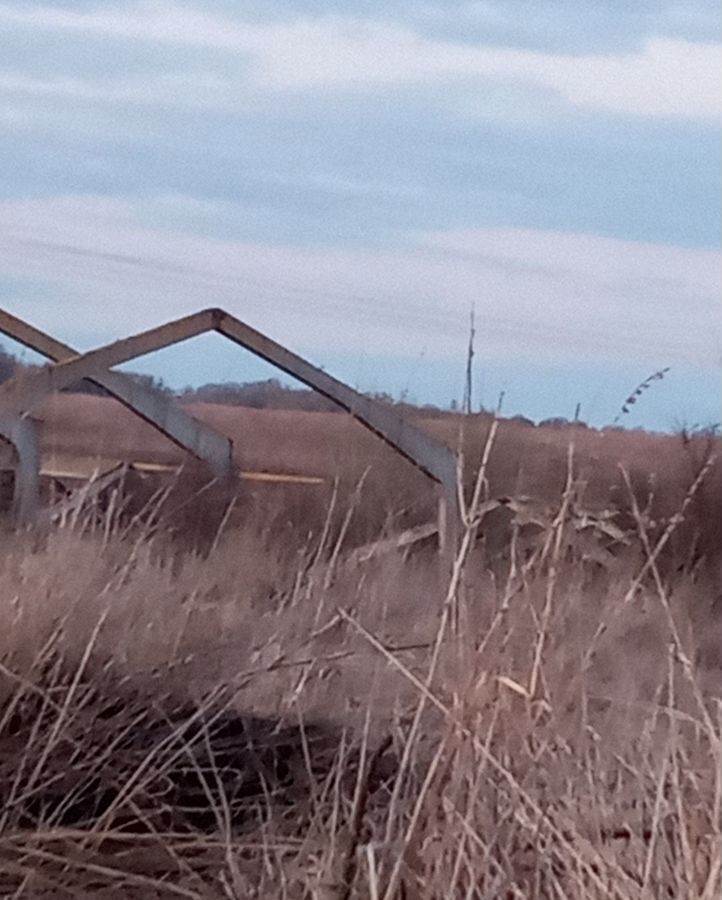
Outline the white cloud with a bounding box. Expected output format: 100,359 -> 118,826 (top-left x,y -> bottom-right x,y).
0,195 -> 718,369
0,71 -> 239,111
0,2 -> 719,119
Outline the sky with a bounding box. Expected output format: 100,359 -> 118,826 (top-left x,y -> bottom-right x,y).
0,1 -> 719,430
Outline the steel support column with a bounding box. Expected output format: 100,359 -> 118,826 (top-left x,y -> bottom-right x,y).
0,416 -> 40,523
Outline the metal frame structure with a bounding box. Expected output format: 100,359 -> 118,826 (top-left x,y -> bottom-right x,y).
0,310 -> 234,480
0,308 -> 459,549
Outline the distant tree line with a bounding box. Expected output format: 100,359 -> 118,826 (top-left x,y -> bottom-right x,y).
178,379 -> 449,417
2,343 -> 597,424
179,379 -> 338,412
0,343 -> 173,397
0,344 -> 448,414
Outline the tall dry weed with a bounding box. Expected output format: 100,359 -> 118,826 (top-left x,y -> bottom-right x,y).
0,434 -> 720,898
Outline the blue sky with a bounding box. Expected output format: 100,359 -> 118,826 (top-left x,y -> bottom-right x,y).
0,1 -> 719,430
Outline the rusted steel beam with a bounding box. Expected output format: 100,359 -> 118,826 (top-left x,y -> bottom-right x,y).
0,310 -> 233,479
0,307 -> 460,543
343,521 -> 440,567
0,309 -> 217,420
215,312 -> 458,489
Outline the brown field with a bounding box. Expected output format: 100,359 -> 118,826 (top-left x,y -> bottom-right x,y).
1,392 -> 720,898
37,393 -> 722,548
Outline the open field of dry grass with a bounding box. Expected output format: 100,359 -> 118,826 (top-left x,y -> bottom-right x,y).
37,393 -> 722,551
1,396 -> 721,898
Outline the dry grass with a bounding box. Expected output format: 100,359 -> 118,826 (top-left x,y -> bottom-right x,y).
36,393 -> 722,553
1,417 -> 720,898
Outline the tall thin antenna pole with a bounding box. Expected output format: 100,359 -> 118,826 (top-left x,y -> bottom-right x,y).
463,304 -> 476,415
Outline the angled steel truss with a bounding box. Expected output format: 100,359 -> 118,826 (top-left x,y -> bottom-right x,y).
0,309 -> 234,476
0,307 -> 459,549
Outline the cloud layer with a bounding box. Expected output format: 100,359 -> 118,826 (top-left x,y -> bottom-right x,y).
1,195 -> 718,369
0,2 -> 718,426
0,3 -> 720,119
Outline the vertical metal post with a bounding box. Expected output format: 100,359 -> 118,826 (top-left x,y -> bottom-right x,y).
0,416 -> 41,524
437,481 -> 460,563
437,489 -> 448,556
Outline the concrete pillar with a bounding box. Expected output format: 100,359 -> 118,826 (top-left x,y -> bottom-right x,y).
0,416 -> 41,524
